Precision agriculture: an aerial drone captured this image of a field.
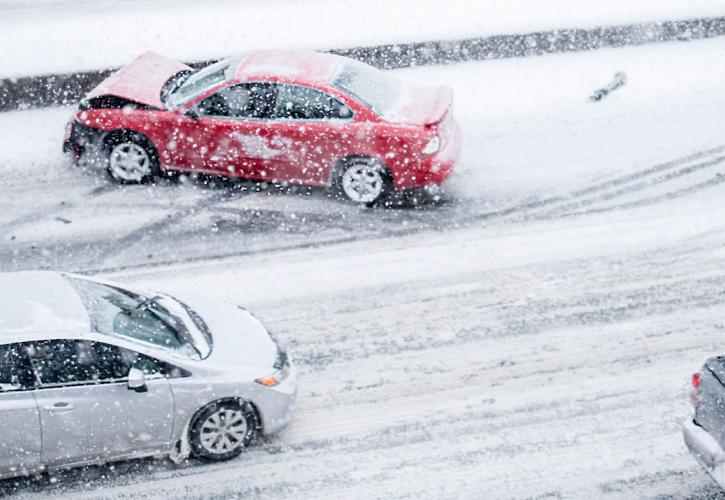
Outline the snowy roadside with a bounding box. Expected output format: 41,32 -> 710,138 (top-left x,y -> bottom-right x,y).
6,20 -> 725,113
3,2 -> 725,111
2,0 -> 725,79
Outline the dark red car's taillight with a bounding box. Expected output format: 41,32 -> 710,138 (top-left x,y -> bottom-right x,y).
690,371 -> 701,407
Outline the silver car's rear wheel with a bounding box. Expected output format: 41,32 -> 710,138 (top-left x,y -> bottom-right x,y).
190,400 -> 258,461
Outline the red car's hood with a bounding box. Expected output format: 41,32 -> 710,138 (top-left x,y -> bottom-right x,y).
386,84 -> 453,126
86,51 -> 191,108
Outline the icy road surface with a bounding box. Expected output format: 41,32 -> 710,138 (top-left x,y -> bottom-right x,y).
2,38 -> 725,497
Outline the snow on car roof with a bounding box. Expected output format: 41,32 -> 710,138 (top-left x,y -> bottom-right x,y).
234,50 -> 345,86
0,271 -> 90,343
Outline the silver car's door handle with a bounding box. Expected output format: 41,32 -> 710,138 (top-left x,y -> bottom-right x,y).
44,401 -> 74,412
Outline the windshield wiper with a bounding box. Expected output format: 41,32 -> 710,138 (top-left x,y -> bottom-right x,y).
161,69 -> 196,107
135,294 -> 162,310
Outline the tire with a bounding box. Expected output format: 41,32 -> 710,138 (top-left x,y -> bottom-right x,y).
333,157 -> 392,205
105,133 -> 160,184
189,400 -> 258,461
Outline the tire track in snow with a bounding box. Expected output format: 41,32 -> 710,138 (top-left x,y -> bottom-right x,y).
4,144 -> 724,274
0,181 -> 117,236
558,171 -> 725,218
86,187 -> 250,268
470,145 -> 725,223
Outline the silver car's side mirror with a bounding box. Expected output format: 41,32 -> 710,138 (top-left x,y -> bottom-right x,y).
127,367 -> 147,393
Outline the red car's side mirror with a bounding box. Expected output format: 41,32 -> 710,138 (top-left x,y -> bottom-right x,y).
183,108 -> 200,121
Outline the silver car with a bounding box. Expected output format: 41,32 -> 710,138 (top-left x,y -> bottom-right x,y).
0,271 -> 297,480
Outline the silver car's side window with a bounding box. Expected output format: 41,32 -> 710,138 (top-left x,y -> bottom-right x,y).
25,340 -> 165,388
0,344 -> 35,392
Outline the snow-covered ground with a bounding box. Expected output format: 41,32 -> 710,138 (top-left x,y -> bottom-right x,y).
1,0 -> 725,78
2,35 -> 725,498
6,187 -> 725,498
2,36 -> 725,271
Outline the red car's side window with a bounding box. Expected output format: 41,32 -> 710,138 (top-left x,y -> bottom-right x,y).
197,83 -> 276,120
274,84 -> 352,121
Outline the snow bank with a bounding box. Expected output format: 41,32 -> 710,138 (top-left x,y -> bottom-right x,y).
2,0 -> 725,79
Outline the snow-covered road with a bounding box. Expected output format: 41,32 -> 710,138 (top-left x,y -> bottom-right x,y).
2,37 -> 725,498
3,164 -> 725,498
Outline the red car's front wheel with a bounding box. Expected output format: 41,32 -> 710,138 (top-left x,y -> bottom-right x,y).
105,133 -> 160,184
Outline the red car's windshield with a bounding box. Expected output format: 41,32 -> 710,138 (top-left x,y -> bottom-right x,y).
167,58 -> 236,108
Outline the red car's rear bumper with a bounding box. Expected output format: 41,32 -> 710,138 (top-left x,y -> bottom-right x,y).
394,120 -> 462,190
423,120 -> 462,186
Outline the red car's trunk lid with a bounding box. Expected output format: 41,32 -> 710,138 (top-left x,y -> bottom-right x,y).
387,84 -> 453,126
86,51 -> 191,109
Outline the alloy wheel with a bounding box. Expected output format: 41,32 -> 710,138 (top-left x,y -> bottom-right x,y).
108,142 -> 151,182
341,161 -> 386,203
198,407 -> 248,455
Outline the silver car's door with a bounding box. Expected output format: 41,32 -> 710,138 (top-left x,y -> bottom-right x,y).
0,344 -> 41,477
27,339 -> 175,467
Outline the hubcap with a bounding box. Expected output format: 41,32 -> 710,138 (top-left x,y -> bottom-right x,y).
109,142 -> 151,182
199,408 -> 248,455
341,162 -> 385,203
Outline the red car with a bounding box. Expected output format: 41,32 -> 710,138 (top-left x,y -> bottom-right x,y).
64,50 -> 461,204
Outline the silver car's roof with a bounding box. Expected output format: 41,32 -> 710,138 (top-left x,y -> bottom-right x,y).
0,270 -> 91,344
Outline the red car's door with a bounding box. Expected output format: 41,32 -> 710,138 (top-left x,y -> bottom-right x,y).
173,82 -> 277,178
263,84 -> 357,186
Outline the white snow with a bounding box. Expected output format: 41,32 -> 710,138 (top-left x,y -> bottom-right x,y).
2,0 -> 725,78
2,35 -> 725,498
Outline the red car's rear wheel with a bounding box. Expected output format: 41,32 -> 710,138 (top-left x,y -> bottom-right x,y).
336,157 -> 392,205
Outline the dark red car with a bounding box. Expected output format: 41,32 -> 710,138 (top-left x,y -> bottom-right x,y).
64,50 -> 461,204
